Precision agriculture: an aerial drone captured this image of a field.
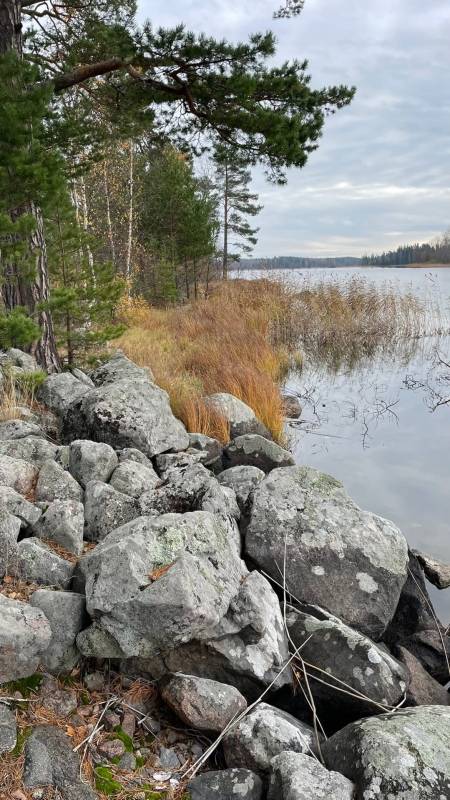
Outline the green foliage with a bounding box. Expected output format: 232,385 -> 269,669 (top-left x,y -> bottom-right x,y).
0,308 -> 40,349
5,673 -> 43,698
113,726 -> 134,753
11,726 -> 32,758
14,370 -> 46,395
94,765 -> 123,795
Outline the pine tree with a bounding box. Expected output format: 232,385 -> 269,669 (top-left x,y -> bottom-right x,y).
214,147 -> 263,279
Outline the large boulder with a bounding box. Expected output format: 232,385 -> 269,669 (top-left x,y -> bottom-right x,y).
0,595 -> 52,683
83,480 -> 140,542
78,511 -> 244,658
139,570 -> 291,698
268,752 -> 354,800
395,646 -> 450,706
223,434 -> 295,473
0,486 -> 41,529
30,589 -> 86,673
14,538 -> 74,588
160,673 -> 247,732
0,454 -> 38,495
0,509 -> 21,578
188,769 -> 263,800
218,465 -> 265,515
287,608 -> 408,721
0,347 -> 39,371
109,460 -> 159,498
0,419 -> 43,440
33,499 -> 84,556
37,372 -> 91,417
0,435 -> 59,467
188,433 -> 223,473
90,352 -> 154,385
23,725 -> 96,799
223,703 -> 317,774
62,359 -> 189,457
414,549 -> 450,589
35,459 -> 83,503
69,439 -> 118,487
246,466 -> 409,639
204,393 -> 270,439
322,705 -> 450,799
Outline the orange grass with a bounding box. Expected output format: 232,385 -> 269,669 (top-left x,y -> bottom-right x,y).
117,279 -> 297,443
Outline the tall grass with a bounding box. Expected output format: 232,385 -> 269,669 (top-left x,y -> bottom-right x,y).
0,368 -> 45,422
116,276 -> 428,442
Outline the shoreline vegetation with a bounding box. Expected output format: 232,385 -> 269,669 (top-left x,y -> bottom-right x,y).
116,275 -> 429,442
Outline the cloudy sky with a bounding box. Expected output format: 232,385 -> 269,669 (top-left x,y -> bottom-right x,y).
138,0 -> 450,258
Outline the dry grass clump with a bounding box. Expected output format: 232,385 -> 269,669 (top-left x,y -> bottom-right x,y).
0,367 -> 45,423
117,279 -> 297,443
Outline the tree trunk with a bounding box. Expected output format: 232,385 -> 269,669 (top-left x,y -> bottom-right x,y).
125,140 -> 134,292
222,161 -> 229,280
103,161 -> 117,269
0,0 -> 60,371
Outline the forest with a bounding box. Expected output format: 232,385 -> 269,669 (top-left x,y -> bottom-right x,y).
362,232 -> 450,267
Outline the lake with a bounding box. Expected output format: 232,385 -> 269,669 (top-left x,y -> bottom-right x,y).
243,266 -> 450,621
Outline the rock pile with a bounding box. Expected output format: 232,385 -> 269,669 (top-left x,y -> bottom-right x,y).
0,348 -> 449,799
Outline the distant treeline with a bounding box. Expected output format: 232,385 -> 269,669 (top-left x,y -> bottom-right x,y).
362,233 -> 450,267
234,256 -> 362,269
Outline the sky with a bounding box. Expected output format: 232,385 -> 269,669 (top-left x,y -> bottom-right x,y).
138,0 -> 450,258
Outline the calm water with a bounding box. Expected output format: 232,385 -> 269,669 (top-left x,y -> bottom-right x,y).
246,267 -> 450,620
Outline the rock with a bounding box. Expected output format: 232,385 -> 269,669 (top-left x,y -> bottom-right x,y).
98,738 -> 126,760
414,549 -> 450,589
287,608 -> 408,720
35,459 -> 83,503
33,499 -> 84,556
37,372 -> 91,417
118,752 -> 136,771
223,703 -> 317,774
223,434 -> 295,473
218,466 -> 265,514
0,454 -> 38,495
30,589 -> 86,673
110,460 -> 159,498
62,371 -> 189,457
188,433 -> 223,473
395,646 -> 450,706
0,486 -> 41,528
268,752 -> 354,800
140,463 -> 239,521
23,725 -> 96,799
14,538 -> 74,589
188,769 -> 263,800
0,420 -> 43,440
78,511 -> 244,658
0,436 -> 59,467
121,711 -> 136,738
322,705 -> 450,799
204,393 -> 270,439
39,675 -> 78,716
90,352 -> 154,386
0,704 -> 17,753
83,672 -> 104,692
246,466 -> 409,640
69,439 -> 118,488
70,367 -> 94,387
84,480 -> 140,542
160,673 -> 247,731
118,447 -> 154,468
139,570 -> 291,698
0,595 -> 52,683
282,394 -> 303,419
77,622 -> 125,659
0,509 -> 21,578
158,745 -> 181,769
0,348 -> 39,371
154,450 -> 208,477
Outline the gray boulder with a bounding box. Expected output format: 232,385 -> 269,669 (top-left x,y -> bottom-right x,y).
30,589 -> 86,673
62,372 -> 189,457
34,499 -> 84,556
246,466 -> 409,639
0,595 -> 52,683
204,393 -> 270,439
189,769 -> 263,800
395,646 -> 450,706
189,432 -> 223,473
0,435 -> 59,467
0,454 -> 38,495
282,393 -> 303,419
223,434 -> 295,473
414,549 -> 450,589
322,705 -> 450,799
223,703 -> 317,774
69,439 -> 118,487
218,465 -> 265,514
118,447 -> 154,468
0,509 -> 21,578
0,486 -> 41,528
83,480 -> 140,541
14,538 -> 74,588
37,372 -> 91,416
268,752 -> 354,800
154,449 -> 206,477
78,511 -> 244,658
0,419 -> 43,440
70,367 -> 94,387
90,352 -> 154,385
140,570 -> 291,698
0,348 -> 39,371
110,460 -> 159,498
287,608 -> 408,719
140,462 -> 239,521
23,725 -> 96,799
0,704 -> 17,753
160,673 -> 247,732
35,458 -> 83,503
